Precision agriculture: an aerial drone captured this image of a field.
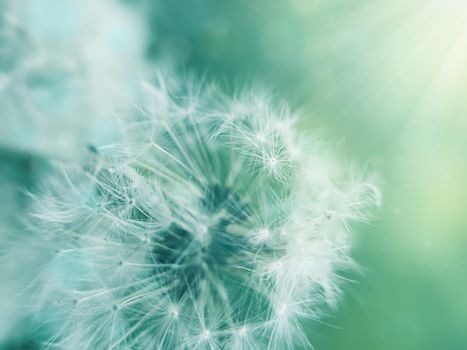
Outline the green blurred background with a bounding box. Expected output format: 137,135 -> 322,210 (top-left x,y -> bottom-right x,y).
145,0 -> 467,349
2,0 -> 467,349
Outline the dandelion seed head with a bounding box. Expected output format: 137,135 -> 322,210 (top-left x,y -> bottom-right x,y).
13,74 -> 380,349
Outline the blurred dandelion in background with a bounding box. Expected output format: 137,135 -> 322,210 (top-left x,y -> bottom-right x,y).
0,0 -> 147,158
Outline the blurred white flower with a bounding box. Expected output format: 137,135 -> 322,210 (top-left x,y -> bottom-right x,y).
0,0 -> 147,158
7,75 -> 380,349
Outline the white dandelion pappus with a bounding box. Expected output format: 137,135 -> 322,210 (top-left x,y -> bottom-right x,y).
22,75 -> 380,349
